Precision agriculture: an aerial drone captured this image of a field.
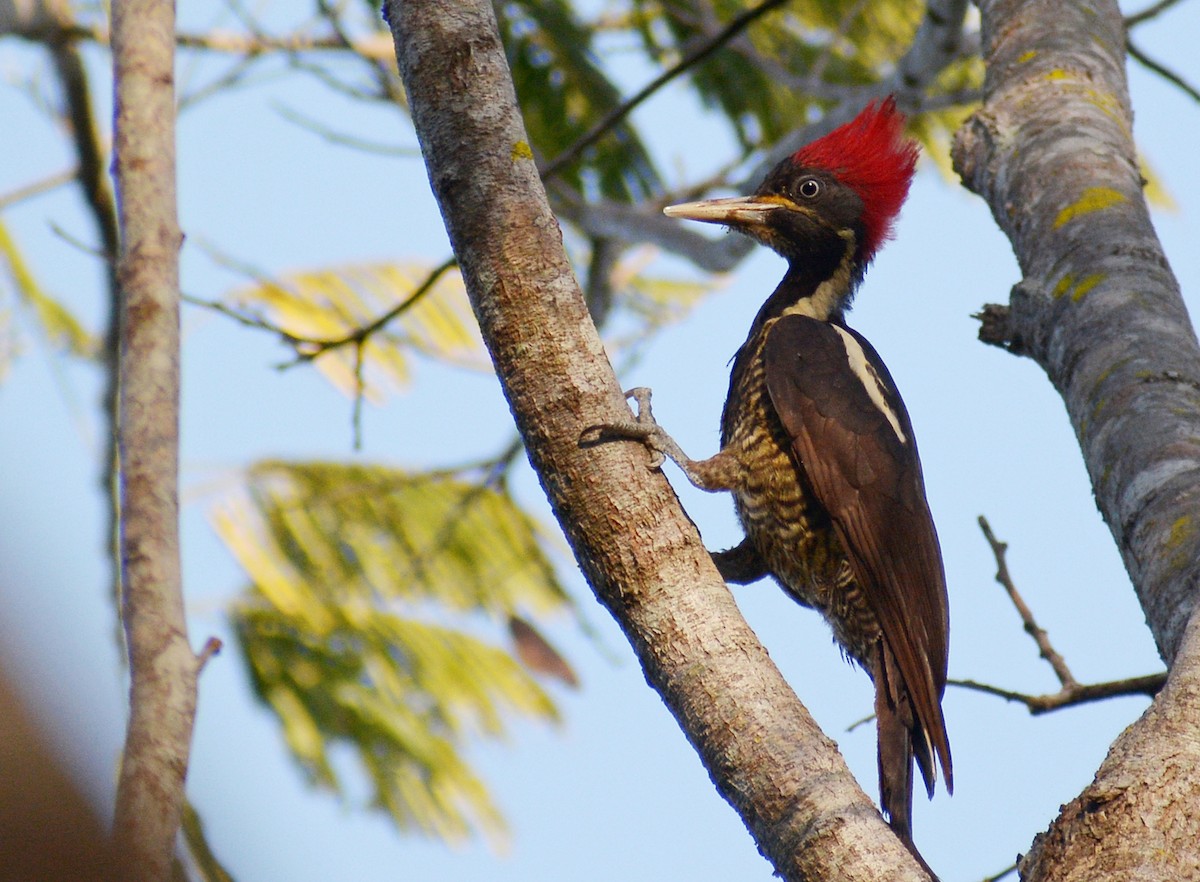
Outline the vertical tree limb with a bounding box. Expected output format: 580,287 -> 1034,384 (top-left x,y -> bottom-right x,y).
953,0 -> 1200,666
386,1 -> 934,878
952,1 -> 1200,878
110,0 -> 205,878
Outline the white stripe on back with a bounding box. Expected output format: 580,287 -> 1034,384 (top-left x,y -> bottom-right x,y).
830,325 -> 908,445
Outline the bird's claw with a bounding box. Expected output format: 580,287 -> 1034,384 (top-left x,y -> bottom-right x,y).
580,387 -> 669,470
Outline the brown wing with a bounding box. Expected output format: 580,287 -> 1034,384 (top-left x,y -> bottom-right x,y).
764,313 -> 952,794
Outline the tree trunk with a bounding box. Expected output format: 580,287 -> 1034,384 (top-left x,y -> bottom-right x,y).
110,0 -> 208,878
952,1 -> 1200,877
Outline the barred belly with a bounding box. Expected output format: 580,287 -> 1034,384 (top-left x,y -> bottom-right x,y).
722,328 -> 880,667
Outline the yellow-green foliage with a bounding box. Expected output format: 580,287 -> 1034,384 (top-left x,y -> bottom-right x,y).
216,461 -> 573,844
230,262 -> 487,399
0,220 -> 95,363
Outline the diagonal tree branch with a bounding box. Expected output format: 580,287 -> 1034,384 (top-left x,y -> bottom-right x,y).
384,0 -> 934,878
978,516 -> 1077,687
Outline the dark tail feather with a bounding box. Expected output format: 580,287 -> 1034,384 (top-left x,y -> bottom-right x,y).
874,659 -> 914,839
875,643 -> 940,879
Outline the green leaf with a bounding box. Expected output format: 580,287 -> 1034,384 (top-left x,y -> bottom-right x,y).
215,461 -> 574,844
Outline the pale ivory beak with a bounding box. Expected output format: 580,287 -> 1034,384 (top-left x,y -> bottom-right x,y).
663,196 -> 778,226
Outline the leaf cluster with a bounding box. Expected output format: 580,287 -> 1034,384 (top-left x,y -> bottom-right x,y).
216,461 -> 572,842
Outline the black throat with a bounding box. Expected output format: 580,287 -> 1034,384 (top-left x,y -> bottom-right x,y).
719,235 -> 862,442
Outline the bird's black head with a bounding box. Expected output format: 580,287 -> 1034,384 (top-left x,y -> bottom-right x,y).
664,98 -> 918,310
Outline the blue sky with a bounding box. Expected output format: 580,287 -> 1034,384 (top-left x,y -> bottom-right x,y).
1,3 -> 1196,879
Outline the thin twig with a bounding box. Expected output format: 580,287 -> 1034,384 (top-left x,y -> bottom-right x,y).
1127,40 -> 1200,103
17,20 -> 394,59
980,861 -> 1019,882
1125,0 -> 1186,29
181,292 -> 308,346
188,242 -> 457,362
948,673 -> 1165,715
196,637 -> 224,672
352,338 -> 366,450
805,0 -> 870,91
978,515 -> 1078,687
963,517 -> 1167,715
285,255 -> 458,363
0,168 -> 77,210
273,101 -> 421,156
539,0 -> 791,181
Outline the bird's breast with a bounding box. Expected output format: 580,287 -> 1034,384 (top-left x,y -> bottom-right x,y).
721,323 -> 879,662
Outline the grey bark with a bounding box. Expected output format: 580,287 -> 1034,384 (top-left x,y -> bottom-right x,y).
952,0 -> 1200,878
386,0 -> 934,878
109,0 -> 205,878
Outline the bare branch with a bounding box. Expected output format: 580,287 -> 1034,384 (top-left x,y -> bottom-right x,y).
948,673 -> 1165,715
977,516 -> 1077,688
1127,40 -> 1200,103
1125,0 -> 1187,29
0,167 -> 77,210
42,0 -> 127,659
273,101 -> 420,156
185,246 -> 457,366
964,517 -> 1166,715
284,255 -> 458,364
14,19 -> 394,60
980,862 -> 1019,882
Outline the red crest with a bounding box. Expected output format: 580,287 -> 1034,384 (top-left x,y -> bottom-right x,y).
791,97 -> 919,263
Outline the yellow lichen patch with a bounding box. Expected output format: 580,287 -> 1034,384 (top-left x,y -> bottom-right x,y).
1017,49 -> 1038,63
1166,515 -> 1193,552
1072,273 -> 1104,302
1051,272 -> 1104,302
1083,87 -> 1129,134
1053,273 -> 1075,299
1165,514 -> 1195,571
511,140 -> 534,161
1054,187 -> 1127,228
1046,68 -> 1073,81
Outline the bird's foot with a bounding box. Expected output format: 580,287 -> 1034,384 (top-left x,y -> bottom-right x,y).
580,387 -> 678,470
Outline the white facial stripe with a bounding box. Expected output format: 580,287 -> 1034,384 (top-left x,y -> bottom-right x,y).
830,325 -> 908,445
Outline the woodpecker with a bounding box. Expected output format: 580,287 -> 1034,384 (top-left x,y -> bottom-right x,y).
596,98 -> 951,846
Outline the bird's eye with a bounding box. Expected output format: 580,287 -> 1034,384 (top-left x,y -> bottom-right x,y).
798,178 -> 821,199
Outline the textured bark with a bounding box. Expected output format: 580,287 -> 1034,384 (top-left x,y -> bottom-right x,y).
952,0 -> 1200,878
110,0 -> 203,878
387,0 -> 933,878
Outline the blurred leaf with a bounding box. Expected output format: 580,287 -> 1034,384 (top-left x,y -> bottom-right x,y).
1141,153 -> 1176,211
498,0 -> 662,202
0,219 -> 95,359
228,262 -> 487,400
509,615 -> 579,688
215,461 -> 575,844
